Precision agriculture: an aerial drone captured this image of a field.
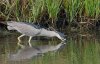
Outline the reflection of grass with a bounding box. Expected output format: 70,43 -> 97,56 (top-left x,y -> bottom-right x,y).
31,52 -> 66,64
31,38 -> 100,64
65,37 -> 100,64
83,42 -> 100,64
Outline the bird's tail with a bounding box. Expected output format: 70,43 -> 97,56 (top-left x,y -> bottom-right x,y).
0,21 -> 7,25
0,21 -> 16,30
7,26 -> 15,30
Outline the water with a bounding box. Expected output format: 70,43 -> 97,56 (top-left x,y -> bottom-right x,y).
0,31 -> 100,64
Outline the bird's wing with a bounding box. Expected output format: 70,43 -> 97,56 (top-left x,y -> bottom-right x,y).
19,22 -> 41,29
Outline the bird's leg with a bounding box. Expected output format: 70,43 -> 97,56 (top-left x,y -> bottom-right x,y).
17,34 -> 25,48
28,36 -> 33,47
17,34 -> 25,43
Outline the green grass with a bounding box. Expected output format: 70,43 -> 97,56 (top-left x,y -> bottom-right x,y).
45,0 -> 61,22
84,0 -> 100,18
63,0 -> 82,22
29,0 -> 45,22
0,0 -> 100,25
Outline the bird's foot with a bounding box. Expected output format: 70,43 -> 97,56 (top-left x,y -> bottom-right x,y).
17,42 -> 25,48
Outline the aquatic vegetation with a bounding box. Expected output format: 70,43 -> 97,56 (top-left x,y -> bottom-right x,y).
0,0 -> 100,28
29,0 -> 45,22
45,0 -> 61,23
63,0 -> 82,22
84,0 -> 100,18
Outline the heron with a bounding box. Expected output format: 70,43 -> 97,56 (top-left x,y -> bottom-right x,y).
7,21 -> 66,47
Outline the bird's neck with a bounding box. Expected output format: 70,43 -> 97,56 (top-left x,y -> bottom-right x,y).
39,29 -> 55,36
56,34 -> 63,40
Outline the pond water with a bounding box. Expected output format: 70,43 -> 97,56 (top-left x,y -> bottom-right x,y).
0,31 -> 100,64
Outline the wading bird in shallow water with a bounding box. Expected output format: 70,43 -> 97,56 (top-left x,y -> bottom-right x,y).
7,21 -> 66,47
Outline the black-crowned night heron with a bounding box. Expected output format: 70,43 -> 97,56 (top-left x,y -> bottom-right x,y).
7,21 -> 66,47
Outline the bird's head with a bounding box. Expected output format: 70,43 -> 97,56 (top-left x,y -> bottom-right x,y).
54,31 -> 66,41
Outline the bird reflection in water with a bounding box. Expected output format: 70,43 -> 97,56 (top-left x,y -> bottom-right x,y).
8,41 -> 66,61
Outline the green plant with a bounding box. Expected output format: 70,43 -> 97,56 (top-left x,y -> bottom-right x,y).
29,0 -> 45,22
0,0 -> 17,20
84,0 -> 100,18
45,0 -> 61,23
64,0 -> 81,22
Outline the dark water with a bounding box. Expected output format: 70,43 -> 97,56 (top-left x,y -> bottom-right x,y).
0,31 -> 100,64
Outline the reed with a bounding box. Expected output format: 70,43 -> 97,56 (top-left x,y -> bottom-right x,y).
29,0 -> 45,22
45,0 -> 61,23
0,0 -> 100,26
0,0 -> 16,20
84,0 -> 100,18
63,0 -> 82,22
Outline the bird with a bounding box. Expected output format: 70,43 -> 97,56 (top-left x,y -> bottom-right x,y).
7,21 -> 66,47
